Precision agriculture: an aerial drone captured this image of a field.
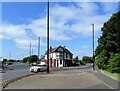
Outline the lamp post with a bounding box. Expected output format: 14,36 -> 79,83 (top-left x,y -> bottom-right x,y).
29,42 -> 31,66
47,0 -> 50,73
92,24 -> 95,70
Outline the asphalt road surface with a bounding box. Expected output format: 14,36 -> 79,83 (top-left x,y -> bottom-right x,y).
1,63 -> 92,82
1,63 -> 31,82
4,67 -> 118,89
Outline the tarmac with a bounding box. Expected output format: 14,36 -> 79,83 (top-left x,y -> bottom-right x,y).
3,67 -> 119,89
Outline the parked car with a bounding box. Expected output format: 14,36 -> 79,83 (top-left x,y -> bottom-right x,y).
30,64 -> 47,73
31,62 -> 37,66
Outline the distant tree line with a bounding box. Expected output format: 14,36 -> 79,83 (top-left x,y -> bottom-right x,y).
2,59 -> 15,65
21,55 -> 39,64
95,11 -> 120,73
72,56 -> 93,66
2,55 -> 39,65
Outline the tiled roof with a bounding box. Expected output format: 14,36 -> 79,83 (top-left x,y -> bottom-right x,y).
45,46 -> 73,55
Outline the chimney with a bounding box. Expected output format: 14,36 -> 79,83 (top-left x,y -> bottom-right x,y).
50,46 -> 52,53
63,46 -> 66,49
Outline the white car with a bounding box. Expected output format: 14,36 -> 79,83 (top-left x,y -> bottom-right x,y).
30,64 -> 47,73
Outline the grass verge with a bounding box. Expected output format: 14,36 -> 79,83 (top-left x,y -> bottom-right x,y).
100,70 -> 120,81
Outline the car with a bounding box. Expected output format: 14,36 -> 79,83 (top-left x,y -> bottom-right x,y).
32,62 -> 37,66
30,64 -> 47,73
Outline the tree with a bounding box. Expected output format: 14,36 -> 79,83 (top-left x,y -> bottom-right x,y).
29,55 -> 39,63
72,56 -> 79,64
95,11 -> 120,73
22,57 -> 29,63
9,59 -> 15,62
82,56 -> 93,64
107,53 -> 120,73
3,59 -> 7,64
22,55 -> 39,64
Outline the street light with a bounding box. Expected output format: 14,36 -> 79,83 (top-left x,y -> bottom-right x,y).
29,42 -> 31,66
92,24 -> 95,70
47,0 -> 50,73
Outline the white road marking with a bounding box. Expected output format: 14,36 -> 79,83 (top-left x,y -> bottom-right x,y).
103,82 -> 114,89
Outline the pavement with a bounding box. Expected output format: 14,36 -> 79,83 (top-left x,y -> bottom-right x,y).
93,64 -> 119,89
3,67 -> 119,89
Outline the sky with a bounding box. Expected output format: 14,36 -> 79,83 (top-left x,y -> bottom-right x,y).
0,1 -> 118,60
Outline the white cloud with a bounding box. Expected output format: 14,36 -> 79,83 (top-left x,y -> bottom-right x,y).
1,2 -> 117,49
1,23 -> 46,49
2,24 -> 27,39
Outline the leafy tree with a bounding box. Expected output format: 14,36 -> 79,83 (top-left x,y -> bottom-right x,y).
95,11 -> 120,73
3,59 -> 7,64
22,57 -> 29,63
95,50 -> 108,70
9,59 -> 15,62
22,55 -> 38,64
82,56 -> 93,64
29,55 -> 39,63
107,53 -> 120,73
72,56 -> 79,64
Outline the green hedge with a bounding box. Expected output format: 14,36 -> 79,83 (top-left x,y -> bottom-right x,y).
107,53 -> 120,73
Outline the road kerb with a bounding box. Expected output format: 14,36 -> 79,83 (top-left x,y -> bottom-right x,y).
1,73 -> 35,89
1,65 -> 93,89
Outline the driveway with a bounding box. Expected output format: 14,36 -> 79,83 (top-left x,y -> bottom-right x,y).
4,67 -> 118,89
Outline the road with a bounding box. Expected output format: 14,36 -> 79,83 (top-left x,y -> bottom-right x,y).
0,63 -> 92,82
1,63 -> 31,82
4,67 -> 118,89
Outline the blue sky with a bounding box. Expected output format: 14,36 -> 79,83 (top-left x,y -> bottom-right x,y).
1,1 -> 118,60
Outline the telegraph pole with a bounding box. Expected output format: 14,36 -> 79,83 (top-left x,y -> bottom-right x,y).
32,48 -> 33,55
30,42 -> 31,56
92,24 -> 95,70
47,0 -> 50,73
9,51 -> 11,60
38,37 -> 40,60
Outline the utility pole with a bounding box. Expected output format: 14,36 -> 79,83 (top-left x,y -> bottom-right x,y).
30,42 -> 31,56
38,37 -> 40,60
47,0 -> 50,73
29,42 -> 31,65
9,51 -> 11,61
32,48 -> 33,55
92,24 -> 95,70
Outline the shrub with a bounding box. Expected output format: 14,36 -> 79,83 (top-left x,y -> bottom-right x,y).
107,53 -> 120,73
95,51 -> 108,70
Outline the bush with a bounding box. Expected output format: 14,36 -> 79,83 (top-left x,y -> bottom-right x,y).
72,56 -> 79,64
82,56 -> 93,64
95,51 -> 108,70
107,53 -> 120,73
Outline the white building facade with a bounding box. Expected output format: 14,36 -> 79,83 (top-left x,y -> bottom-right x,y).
44,46 -> 73,68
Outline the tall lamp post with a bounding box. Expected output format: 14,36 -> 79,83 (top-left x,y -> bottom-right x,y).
29,42 -> 31,66
47,0 -> 50,73
92,24 -> 95,70
38,37 -> 40,62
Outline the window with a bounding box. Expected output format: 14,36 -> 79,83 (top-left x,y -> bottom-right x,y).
56,55 -> 59,57
42,65 -> 47,67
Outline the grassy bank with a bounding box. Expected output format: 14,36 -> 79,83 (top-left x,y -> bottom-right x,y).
100,70 -> 119,81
